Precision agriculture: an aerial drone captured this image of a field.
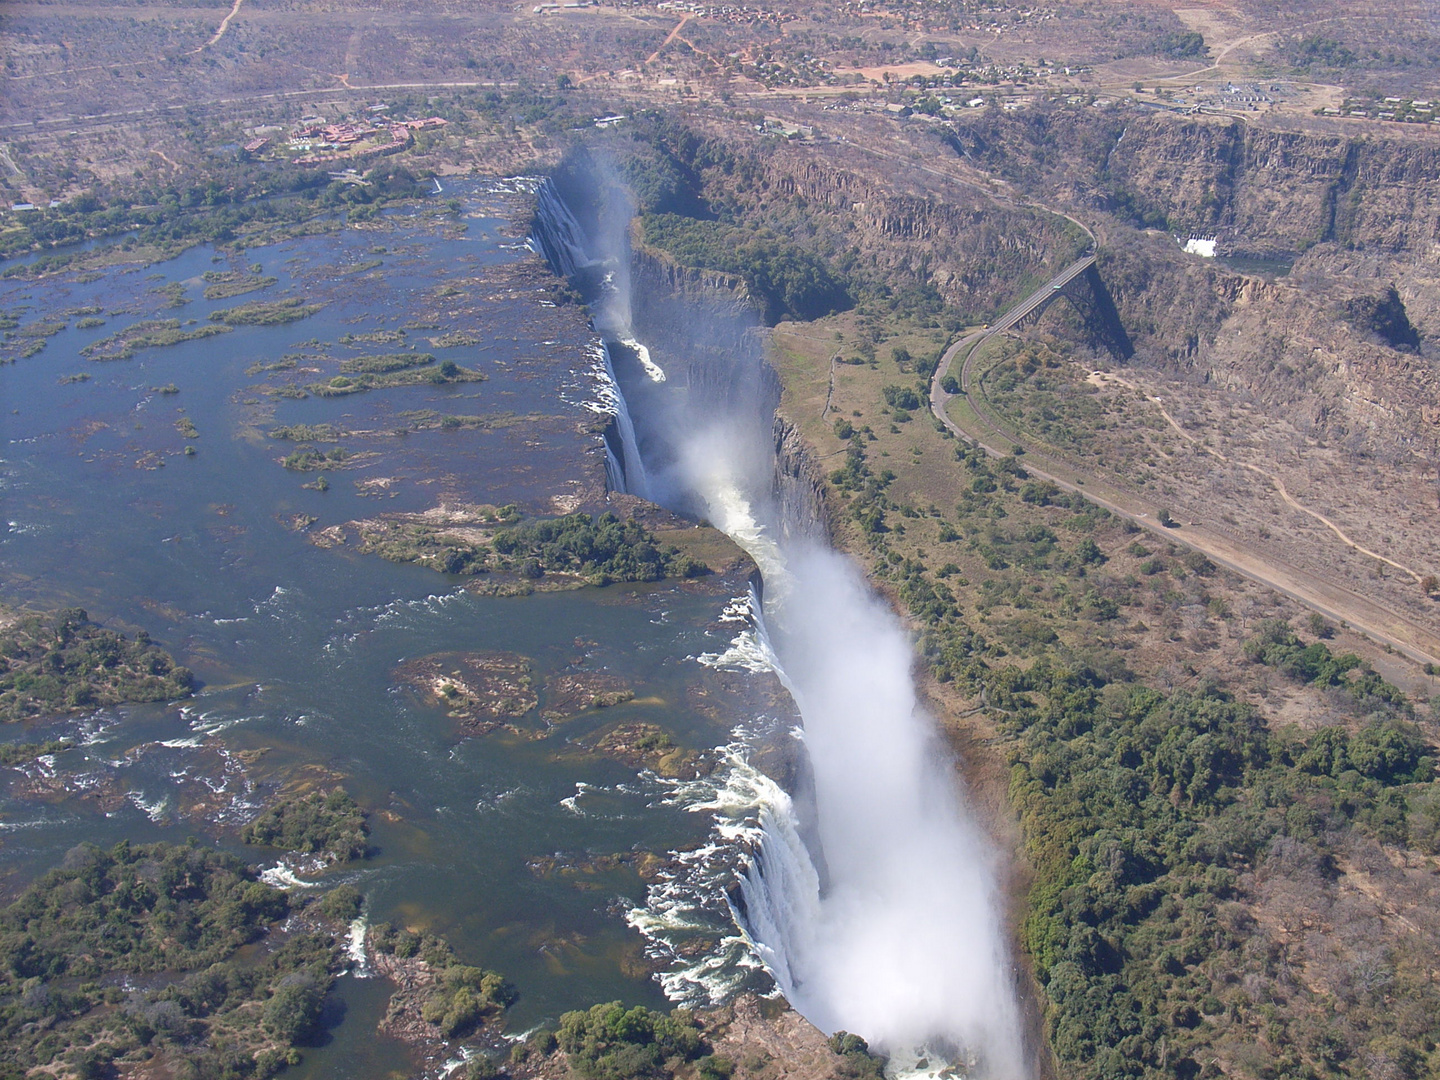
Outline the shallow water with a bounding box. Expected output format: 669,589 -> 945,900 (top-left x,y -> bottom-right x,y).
0,185 -> 778,1064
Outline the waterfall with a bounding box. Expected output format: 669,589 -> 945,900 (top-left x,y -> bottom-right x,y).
599,341 -> 652,500
531,180 -> 598,280
531,162 -> 1027,1078
531,179 -> 653,499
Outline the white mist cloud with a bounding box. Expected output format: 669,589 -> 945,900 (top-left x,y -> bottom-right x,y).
769,545 -> 1025,1076
533,159 -> 1028,1077
671,415 -> 1026,1075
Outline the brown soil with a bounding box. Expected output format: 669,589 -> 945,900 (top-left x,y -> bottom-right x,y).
394,652 -> 539,736
541,671 -> 636,721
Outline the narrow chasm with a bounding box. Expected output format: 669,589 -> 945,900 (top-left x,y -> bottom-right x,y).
531,155 -> 1029,1078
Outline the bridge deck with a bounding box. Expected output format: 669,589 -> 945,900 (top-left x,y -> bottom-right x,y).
990,254 -> 1096,335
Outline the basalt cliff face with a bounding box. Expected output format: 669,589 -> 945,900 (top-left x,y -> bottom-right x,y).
627,237 -> 829,542
769,151 -> 1084,316
942,107 -> 1440,459
1104,117 -> 1440,258
772,414 -> 829,542
632,110 -> 1438,487
950,108 -> 1440,261
654,133 -> 1089,319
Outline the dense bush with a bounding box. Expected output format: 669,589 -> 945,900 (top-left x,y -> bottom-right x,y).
881,384 -> 923,411
1244,619 -> 1411,714
989,657 -> 1437,1080
0,608 -> 192,721
826,1032 -> 886,1080
0,841 -> 343,1079
369,921 -> 516,1039
241,788 -> 369,862
557,1002 -> 705,1080
640,213 -> 850,323
491,512 -> 708,583
420,966 -> 516,1038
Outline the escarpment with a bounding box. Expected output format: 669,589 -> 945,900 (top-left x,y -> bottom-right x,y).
760,154 -> 1086,315
1104,115 -> 1440,261
772,414 -> 829,543
949,107 -> 1440,264
631,243 -> 751,313
647,133 -> 1089,320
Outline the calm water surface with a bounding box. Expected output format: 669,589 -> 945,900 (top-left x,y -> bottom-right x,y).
0,186 -> 770,1065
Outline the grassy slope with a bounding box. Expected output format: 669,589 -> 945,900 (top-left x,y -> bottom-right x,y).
767,309 -> 1440,1080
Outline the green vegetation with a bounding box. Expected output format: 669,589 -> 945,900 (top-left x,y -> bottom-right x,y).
338,351 -> 436,374
997,654 -> 1433,1080
202,270 -> 279,300
0,840 -> 345,1080
282,446 -> 351,471
640,213 -> 849,324
268,423 -> 345,442
882,384 -> 923,411
0,608 -> 192,721
826,1033 -> 887,1080
82,319 -> 231,361
75,316 -> 106,329
0,317 -> 67,362
176,416 -> 200,439
1149,30 -> 1208,59
556,1001 -> 706,1080
241,788 -> 369,863
306,360 -> 483,397
210,298 -> 323,326
151,281 -> 189,308
0,162 -> 425,271
492,513 -> 709,583
1284,34 -> 1359,70
421,967 -> 515,1039
0,738 -> 75,767
430,331 -> 480,348
355,510 -> 709,583
339,329 -> 406,347
369,922 -> 516,1038
247,356 -> 300,376
1244,619 -> 1409,712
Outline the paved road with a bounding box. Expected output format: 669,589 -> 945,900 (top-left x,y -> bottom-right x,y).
929,265 -> 1440,669
980,254 -> 1097,345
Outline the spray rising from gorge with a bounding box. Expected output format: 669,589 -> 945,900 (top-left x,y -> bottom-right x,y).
531,163 -> 1026,1077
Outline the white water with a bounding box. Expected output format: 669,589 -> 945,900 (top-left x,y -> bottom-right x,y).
530,181 -> 653,497
347,914 -> 372,977
650,396 -> 1025,1074
745,546 -> 1022,1075
600,342 -> 653,498
532,169 -> 1026,1076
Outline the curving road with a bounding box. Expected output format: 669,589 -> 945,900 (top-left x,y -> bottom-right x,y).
929,268 -> 1440,669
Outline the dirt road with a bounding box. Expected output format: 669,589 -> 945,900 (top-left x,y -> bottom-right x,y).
931,329 -> 1440,669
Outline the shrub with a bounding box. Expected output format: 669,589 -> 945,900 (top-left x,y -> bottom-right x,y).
263,974 -> 325,1044
881,384 -> 922,411
557,1002 -> 705,1080
318,884 -> 363,923
241,788 -> 369,862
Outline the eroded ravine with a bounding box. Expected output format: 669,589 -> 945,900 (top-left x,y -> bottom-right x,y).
533,162 -> 1030,1077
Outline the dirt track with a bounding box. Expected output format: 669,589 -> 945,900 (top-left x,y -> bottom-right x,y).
931,330 -> 1440,669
